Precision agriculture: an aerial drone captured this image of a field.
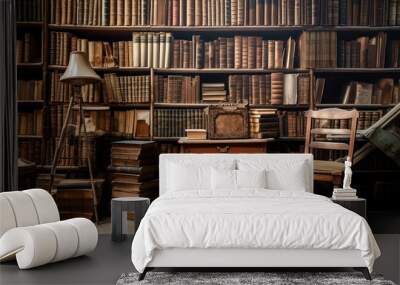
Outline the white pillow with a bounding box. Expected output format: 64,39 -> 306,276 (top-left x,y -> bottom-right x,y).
238,159 -> 308,191
168,163 -> 211,191
236,169 -> 267,189
211,168 -> 237,190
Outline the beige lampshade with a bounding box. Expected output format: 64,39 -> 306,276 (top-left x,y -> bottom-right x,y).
60,51 -> 101,85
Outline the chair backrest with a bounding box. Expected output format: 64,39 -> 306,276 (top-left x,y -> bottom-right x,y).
0,189 -> 60,237
304,108 -> 359,161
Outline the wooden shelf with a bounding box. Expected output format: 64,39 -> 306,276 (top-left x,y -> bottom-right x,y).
153,137 -> 180,141
276,137 -> 305,141
48,65 -> 308,74
109,103 -> 151,109
48,24 -> 400,33
72,105 -> 110,111
17,100 -> 45,105
316,104 -> 396,109
37,165 -> 88,171
48,65 -> 150,72
155,68 -> 308,74
249,104 -> 310,109
18,135 -> 43,139
154,103 -> 209,108
17,63 -> 43,68
314,68 -> 400,74
17,21 -> 43,28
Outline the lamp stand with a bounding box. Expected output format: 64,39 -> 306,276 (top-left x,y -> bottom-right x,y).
49,85 -> 99,224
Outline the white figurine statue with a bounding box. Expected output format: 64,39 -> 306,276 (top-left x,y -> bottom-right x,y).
342,156 -> 353,190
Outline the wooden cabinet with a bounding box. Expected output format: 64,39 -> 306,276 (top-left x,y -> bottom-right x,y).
331,198 -> 367,219
178,138 -> 273,154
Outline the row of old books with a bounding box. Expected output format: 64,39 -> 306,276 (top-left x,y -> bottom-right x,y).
49,0 -> 400,26
281,111 -> 306,137
49,105 -> 111,137
16,33 -> 41,64
109,141 -> 158,199
172,36 -> 295,69
16,0 -> 42,21
153,108 -> 207,137
338,33 -> 388,68
104,74 -> 151,103
154,75 -> 201,103
49,32 -> 172,68
228,73 -> 310,105
41,138 -> 97,167
18,110 -> 43,136
299,31 -> 337,68
50,71 -> 102,103
340,79 -> 400,105
249,108 -> 280,139
17,80 -> 43,101
112,110 -> 151,138
313,110 -> 383,130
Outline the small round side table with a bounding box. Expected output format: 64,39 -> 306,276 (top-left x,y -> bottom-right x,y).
111,197 -> 150,242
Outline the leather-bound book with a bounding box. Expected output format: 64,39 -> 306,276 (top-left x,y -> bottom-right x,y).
234,36 -> 242,68
227,38 -> 234,68
231,0 -> 238,25
274,40 -> 284,68
187,0 -> 195,26
242,37 -> 248,68
195,0 -> 202,25
247,36 -> 256,69
268,40 -> 275,68
271,72 -> 284,105
110,0 -> 117,25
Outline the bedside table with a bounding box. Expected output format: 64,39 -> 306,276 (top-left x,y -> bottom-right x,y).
331,198 -> 366,219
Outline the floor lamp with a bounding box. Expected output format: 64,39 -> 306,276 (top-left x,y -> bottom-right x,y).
49,51 -> 101,223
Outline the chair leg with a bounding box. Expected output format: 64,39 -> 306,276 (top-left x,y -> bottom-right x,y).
354,267 -> 371,280
138,268 -> 148,281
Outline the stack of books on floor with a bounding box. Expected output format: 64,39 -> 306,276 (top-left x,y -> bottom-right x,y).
108,141 -> 158,200
202,83 -> 227,103
332,188 -> 358,200
55,178 -> 104,220
249,109 -> 280,139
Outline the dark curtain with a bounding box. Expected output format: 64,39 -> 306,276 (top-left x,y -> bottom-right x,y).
0,0 -> 18,192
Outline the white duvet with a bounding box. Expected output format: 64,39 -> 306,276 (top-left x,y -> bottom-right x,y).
131,190 -> 380,273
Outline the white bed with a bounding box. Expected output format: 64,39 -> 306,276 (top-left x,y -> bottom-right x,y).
131,154 -> 380,280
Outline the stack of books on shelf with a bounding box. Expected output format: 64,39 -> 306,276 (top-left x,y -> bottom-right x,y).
16,0 -> 42,21
17,80 -> 43,101
202,83 -> 227,103
112,110 -> 150,138
18,110 -> 43,136
280,111 -> 306,138
16,32 -> 41,63
50,105 -> 111,137
49,32 -> 172,68
49,0 -> 399,27
299,31 -> 337,68
249,109 -> 279,139
108,141 -> 158,200
104,74 -> 151,103
55,178 -> 104,220
185,129 -> 207,140
153,108 -> 206,137
338,33 -> 388,68
228,73 -> 310,105
332,188 -> 358,200
155,75 -> 201,103
50,71 -> 102,103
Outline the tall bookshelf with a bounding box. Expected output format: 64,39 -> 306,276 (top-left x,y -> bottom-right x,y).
17,0 -> 400,168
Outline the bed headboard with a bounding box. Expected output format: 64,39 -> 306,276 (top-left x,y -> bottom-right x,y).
159,154 -> 314,196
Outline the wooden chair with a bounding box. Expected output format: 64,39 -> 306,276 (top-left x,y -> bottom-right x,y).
305,108 -> 359,188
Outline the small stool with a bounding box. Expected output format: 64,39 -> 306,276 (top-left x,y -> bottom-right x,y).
111,197 -> 150,242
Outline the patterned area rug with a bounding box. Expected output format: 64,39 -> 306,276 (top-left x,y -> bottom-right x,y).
116,271 -> 395,285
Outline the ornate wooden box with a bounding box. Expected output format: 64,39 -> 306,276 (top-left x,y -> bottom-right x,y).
208,105 -> 249,139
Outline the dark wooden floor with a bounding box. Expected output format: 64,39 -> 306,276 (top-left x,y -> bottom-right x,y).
0,235 -> 134,285
1,234 -> 399,285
